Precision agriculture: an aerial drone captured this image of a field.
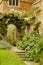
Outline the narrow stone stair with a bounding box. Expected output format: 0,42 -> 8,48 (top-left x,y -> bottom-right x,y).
16,51 -> 28,61
15,49 -> 35,65
11,46 -> 28,61
11,46 -> 35,65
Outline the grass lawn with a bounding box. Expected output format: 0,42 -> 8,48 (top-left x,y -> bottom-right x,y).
0,50 -> 26,65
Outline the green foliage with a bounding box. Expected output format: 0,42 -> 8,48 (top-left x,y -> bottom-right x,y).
33,21 -> 41,34
17,16 -> 41,50
0,12 -> 26,39
33,63 -> 41,65
17,10 -> 41,62
17,35 -> 30,50
32,6 -> 41,13
0,7 -> 39,39
0,7 -> 42,65
17,40 -> 22,49
40,51 -> 43,65
24,10 -> 36,25
17,29 -> 43,64
25,33 -> 43,63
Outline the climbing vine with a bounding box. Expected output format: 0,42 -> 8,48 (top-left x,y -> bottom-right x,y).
0,12 -> 26,39
0,6 -> 40,39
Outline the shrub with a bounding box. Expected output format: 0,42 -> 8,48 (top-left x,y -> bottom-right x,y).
25,33 -> 43,63
13,38 -> 18,46
17,36 -> 29,50
17,32 -> 39,50
17,32 -> 43,64
17,40 -> 22,49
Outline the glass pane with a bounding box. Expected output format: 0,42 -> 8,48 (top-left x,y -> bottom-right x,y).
16,0 -> 18,6
13,0 -> 15,5
9,0 -> 12,5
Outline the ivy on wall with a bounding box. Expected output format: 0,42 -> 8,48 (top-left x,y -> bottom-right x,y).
0,7 -> 41,39
0,12 -> 26,38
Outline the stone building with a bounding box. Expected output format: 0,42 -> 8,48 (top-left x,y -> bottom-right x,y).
32,0 -> 43,34
0,0 -> 35,13
0,0 -> 43,39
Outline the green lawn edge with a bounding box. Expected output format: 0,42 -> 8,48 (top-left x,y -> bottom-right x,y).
0,50 -> 26,65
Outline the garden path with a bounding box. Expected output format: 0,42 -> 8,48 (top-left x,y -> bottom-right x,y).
11,46 -> 35,65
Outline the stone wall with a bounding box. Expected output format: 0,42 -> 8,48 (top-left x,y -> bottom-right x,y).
0,1 -> 3,13
2,0 -> 34,13
36,0 -> 43,34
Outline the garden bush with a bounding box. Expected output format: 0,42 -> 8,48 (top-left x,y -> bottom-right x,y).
0,12 -> 27,40
17,31 -> 39,50
17,36 -> 29,50
0,40 -> 11,49
25,33 -> 43,64
17,32 -> 43,64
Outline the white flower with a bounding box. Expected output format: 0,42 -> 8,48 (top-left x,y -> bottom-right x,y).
24,18 -> 29,21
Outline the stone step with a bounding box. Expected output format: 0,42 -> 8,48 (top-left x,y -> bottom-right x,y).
11,47 -> 28,61
11,47 -> 35,65
16,51 -> 26,58
16,51 -> 26,53
20,58 -> 28,61
16,51 -> 28,61
17,52 -> 25,54
17,54 -> 25,58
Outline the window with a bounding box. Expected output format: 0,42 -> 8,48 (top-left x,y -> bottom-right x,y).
9,0 -> 18,6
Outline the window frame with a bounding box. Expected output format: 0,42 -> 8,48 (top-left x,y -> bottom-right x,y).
9,0 -> 20,7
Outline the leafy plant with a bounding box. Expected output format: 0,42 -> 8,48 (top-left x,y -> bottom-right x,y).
25,33 -> 43,63
32,6 -> 41,13
17,20 -> 43,64
0,7 -> 40,39
0,12 -> 26,39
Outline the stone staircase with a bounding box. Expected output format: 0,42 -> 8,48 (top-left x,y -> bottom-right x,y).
16,51 -> 28,61
16,50 -> 35,65
11,46 -> 28,61
11,47 -> 35,65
